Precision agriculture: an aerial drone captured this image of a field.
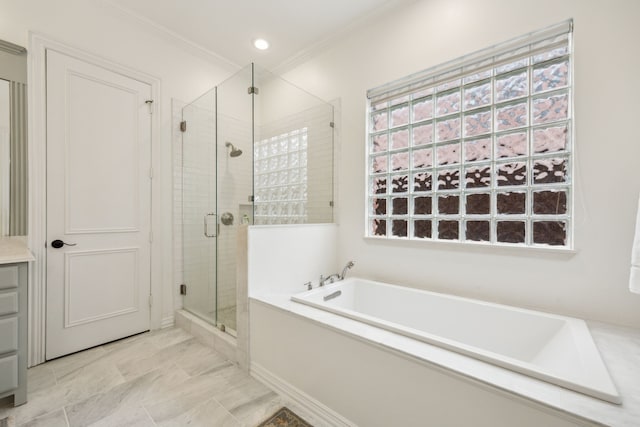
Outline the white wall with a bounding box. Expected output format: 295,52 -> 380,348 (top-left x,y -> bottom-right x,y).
248,224 -> 338,296
280,0 -> 640,327
0,0 -> 238,325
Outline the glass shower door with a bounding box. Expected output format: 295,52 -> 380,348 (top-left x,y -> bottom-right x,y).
214,64 -> 253,334
182,89 -> 217,324
179,62 -> 334,335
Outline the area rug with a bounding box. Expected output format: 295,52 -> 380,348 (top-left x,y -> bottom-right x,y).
0,416 -> 15,427
256,407 -> 313,427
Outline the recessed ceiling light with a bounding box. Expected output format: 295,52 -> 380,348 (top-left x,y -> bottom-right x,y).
253,38 -> 269,50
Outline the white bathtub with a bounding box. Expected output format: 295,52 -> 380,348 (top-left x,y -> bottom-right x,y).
291,277 -> 621,404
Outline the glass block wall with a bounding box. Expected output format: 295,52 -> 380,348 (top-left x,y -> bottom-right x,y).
254,128 -> 308,224
367,25 -> 572,247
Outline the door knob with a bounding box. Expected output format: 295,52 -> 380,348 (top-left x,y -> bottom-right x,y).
51,239 -> 77,249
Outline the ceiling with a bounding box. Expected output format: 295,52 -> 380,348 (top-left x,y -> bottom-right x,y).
105,0 -> 398,70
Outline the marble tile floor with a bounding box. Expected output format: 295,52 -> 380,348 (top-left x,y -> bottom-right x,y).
0,327 -> 309,427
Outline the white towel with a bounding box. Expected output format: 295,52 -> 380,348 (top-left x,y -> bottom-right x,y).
630,194 -> 640,293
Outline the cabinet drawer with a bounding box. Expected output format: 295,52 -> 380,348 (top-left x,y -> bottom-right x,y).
0,354 -> 18,394
0,317 -> 18,354
0,266 -> 18,290
0,292 -> 18,316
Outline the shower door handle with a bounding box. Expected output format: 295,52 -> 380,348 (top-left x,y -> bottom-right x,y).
204,213 -> 217,238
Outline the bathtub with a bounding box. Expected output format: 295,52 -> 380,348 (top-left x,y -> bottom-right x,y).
291,277 -> 621,404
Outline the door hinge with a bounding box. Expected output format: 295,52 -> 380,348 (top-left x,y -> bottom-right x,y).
329,121 -> 335,128
149,231 -> 153,243
247,86 -> 259,95
329,201 -> 334,207
145,100 -> 154,114
149,168 -> 153,179
180,284 -> 187,295
180,121 -> 187,132
148,294 -> 153,307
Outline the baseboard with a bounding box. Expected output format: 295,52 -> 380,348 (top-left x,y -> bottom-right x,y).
160,315 -> 175,329
250,361 -> 355,427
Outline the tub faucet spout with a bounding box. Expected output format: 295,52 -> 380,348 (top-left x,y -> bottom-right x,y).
340,261 -> 355,280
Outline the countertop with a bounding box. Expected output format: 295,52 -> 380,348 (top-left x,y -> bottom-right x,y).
251,292 -> 640,427
0,236 -> 35,264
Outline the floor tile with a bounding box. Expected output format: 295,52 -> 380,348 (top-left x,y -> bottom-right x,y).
146,363 -> 239,413
141,364 -> 236,422
55,358 -> 125,393
216,376 -> 277,414
230,393 -> 283,427
26,365 -> 56,394
0,327 -> 304,427
96,338 -> 160,369
144,327 -> 192,350
17,409 -> 68,427
47,347 -> 108,380
152,397 -> 240,427
175,342 -> 231,377
116,337 -> 225,380
65,365 -> 188,426
2,359 -> 126,424
2,362 -> 121,425
86,406 -> 156,427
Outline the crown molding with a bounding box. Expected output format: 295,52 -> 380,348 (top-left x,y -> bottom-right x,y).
0,39 -> 27,55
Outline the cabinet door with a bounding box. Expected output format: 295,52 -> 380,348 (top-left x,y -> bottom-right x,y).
0,355 -> 18,394
0,266 -> 18,289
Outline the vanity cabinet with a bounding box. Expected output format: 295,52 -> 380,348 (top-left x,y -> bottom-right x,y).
0,263 -> 27,405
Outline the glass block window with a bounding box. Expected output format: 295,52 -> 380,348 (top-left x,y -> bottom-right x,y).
254,128 -> 308,224
366,21 -> 573,248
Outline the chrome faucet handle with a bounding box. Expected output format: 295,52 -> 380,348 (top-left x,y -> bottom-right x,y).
303,281 -> 312,291
319,275 -> 324,286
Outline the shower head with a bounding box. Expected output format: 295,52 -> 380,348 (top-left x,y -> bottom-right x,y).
225,142 -> 243,158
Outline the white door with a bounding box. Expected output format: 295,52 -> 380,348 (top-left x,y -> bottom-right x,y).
45,49 -> 152,360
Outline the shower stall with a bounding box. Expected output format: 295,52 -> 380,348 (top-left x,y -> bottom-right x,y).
180,64 -> 334,335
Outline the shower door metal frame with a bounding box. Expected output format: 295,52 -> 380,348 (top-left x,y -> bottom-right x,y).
181,86 -> 219,326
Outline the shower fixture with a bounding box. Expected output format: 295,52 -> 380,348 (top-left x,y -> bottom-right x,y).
225,142 -> 243,157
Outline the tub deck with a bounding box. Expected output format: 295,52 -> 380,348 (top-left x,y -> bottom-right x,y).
249,289 -> 640,426
291,278 -> 620,404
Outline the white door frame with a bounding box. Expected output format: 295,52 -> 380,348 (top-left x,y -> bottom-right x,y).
27,33 -> 163,366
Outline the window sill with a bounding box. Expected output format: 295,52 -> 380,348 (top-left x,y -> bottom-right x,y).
363,234 -> 577,257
